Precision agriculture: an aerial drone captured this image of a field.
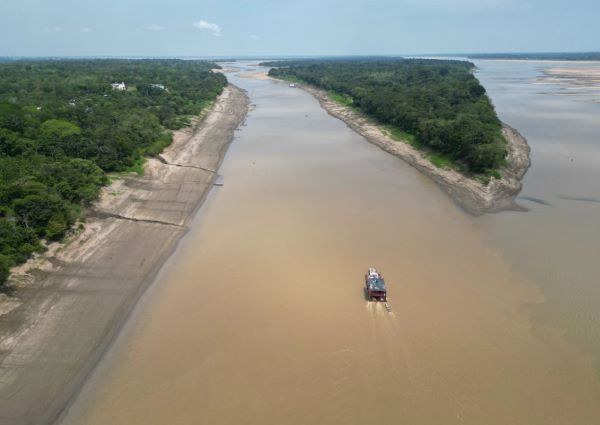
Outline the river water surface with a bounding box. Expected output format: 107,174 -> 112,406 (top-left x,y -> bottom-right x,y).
60,61 -> 600,424
474,60 -> 600,370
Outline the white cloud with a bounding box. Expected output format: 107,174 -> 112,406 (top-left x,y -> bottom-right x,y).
193,20 -> 222,37
147,24 -> 164,31
82,27 -> 92,33
250,34 -> 260,40
44,26 -> 62,32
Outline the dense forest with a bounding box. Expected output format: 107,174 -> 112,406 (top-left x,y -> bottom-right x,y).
265,58 -> 506,175
0,59 -> 226,287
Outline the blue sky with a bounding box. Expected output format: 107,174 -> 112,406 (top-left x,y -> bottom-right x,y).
1,0 -> 598,57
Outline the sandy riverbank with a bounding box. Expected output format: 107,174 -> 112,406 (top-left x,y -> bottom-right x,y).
261,69 -> 531,215
0,85 -> 248,425
536,66 -> 600,94
303,84 -> 530,215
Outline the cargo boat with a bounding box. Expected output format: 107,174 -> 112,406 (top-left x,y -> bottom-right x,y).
365,267 -> 387,301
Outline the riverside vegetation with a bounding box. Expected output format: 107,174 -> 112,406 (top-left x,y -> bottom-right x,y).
265,58 -> 507,178
0,59 -> 226,287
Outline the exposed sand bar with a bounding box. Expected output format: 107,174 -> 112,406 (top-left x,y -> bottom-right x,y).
0,85 -> 248,425
537,66 -> 600,92
267,73 -> 531,215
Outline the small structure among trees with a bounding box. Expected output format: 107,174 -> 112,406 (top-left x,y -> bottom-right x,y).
111,82 -> 126,91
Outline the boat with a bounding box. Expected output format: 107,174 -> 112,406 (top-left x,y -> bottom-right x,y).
365,267 -> 387,301
289,83 -> 296,88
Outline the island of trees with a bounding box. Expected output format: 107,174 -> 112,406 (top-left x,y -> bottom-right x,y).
0,59 -> 226,287
264,58 -> 507,176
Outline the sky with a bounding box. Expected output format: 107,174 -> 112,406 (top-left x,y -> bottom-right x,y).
0,0 -> 598,57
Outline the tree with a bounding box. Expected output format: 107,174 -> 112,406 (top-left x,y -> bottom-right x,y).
0,129 -> 34,156
0,253 -> 11,288
12,193 -> 68,236
45,213 -> 68,240
0,102 -> 25,132
38,119 -> 82,158
40,158 -> 107,204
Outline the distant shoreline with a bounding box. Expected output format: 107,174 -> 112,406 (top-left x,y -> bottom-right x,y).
474,58 -> 600,64
466,53 -> 600,62
275,78 -> 531,215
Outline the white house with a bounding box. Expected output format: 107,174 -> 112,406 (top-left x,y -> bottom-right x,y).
111,82 -> 126,91
151,84 -> 166,90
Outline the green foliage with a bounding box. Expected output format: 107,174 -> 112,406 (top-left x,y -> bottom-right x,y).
0,59 -> 226,286
272,74 -> 305,85
0,128 -> 34,156
40,158 -> 108,204
45,213 -> 68,241
0,254 -> 11,289
268,58 -> 507,174
382,125 -> 420,148
124,156 -> 147,176
144,132 -> 173,157
11,192 -> 71,238
428,152 -> 454,169
328,91 -> 353,107
0,218 -> 42,264
0,101 -> 27,132
38,119 -> 82,157
0,59 -> 226,172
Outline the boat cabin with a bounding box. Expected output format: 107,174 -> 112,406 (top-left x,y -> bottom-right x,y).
365,267 -> 387,301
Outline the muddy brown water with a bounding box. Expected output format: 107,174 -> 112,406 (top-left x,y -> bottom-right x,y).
473,60 -> 600,375
59,62 -> 600,425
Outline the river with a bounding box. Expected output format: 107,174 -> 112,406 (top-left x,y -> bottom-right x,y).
59,61 -> 600,424
473,60 -> 600,371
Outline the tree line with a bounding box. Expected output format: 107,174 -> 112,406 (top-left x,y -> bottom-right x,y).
0,59 -> 226,287
265,58 -> 507,175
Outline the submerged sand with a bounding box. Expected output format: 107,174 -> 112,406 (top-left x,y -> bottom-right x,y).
0,85 -> 248,425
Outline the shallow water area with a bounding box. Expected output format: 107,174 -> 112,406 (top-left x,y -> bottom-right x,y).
59,61 -> 600,425
473,59 -> 600,370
